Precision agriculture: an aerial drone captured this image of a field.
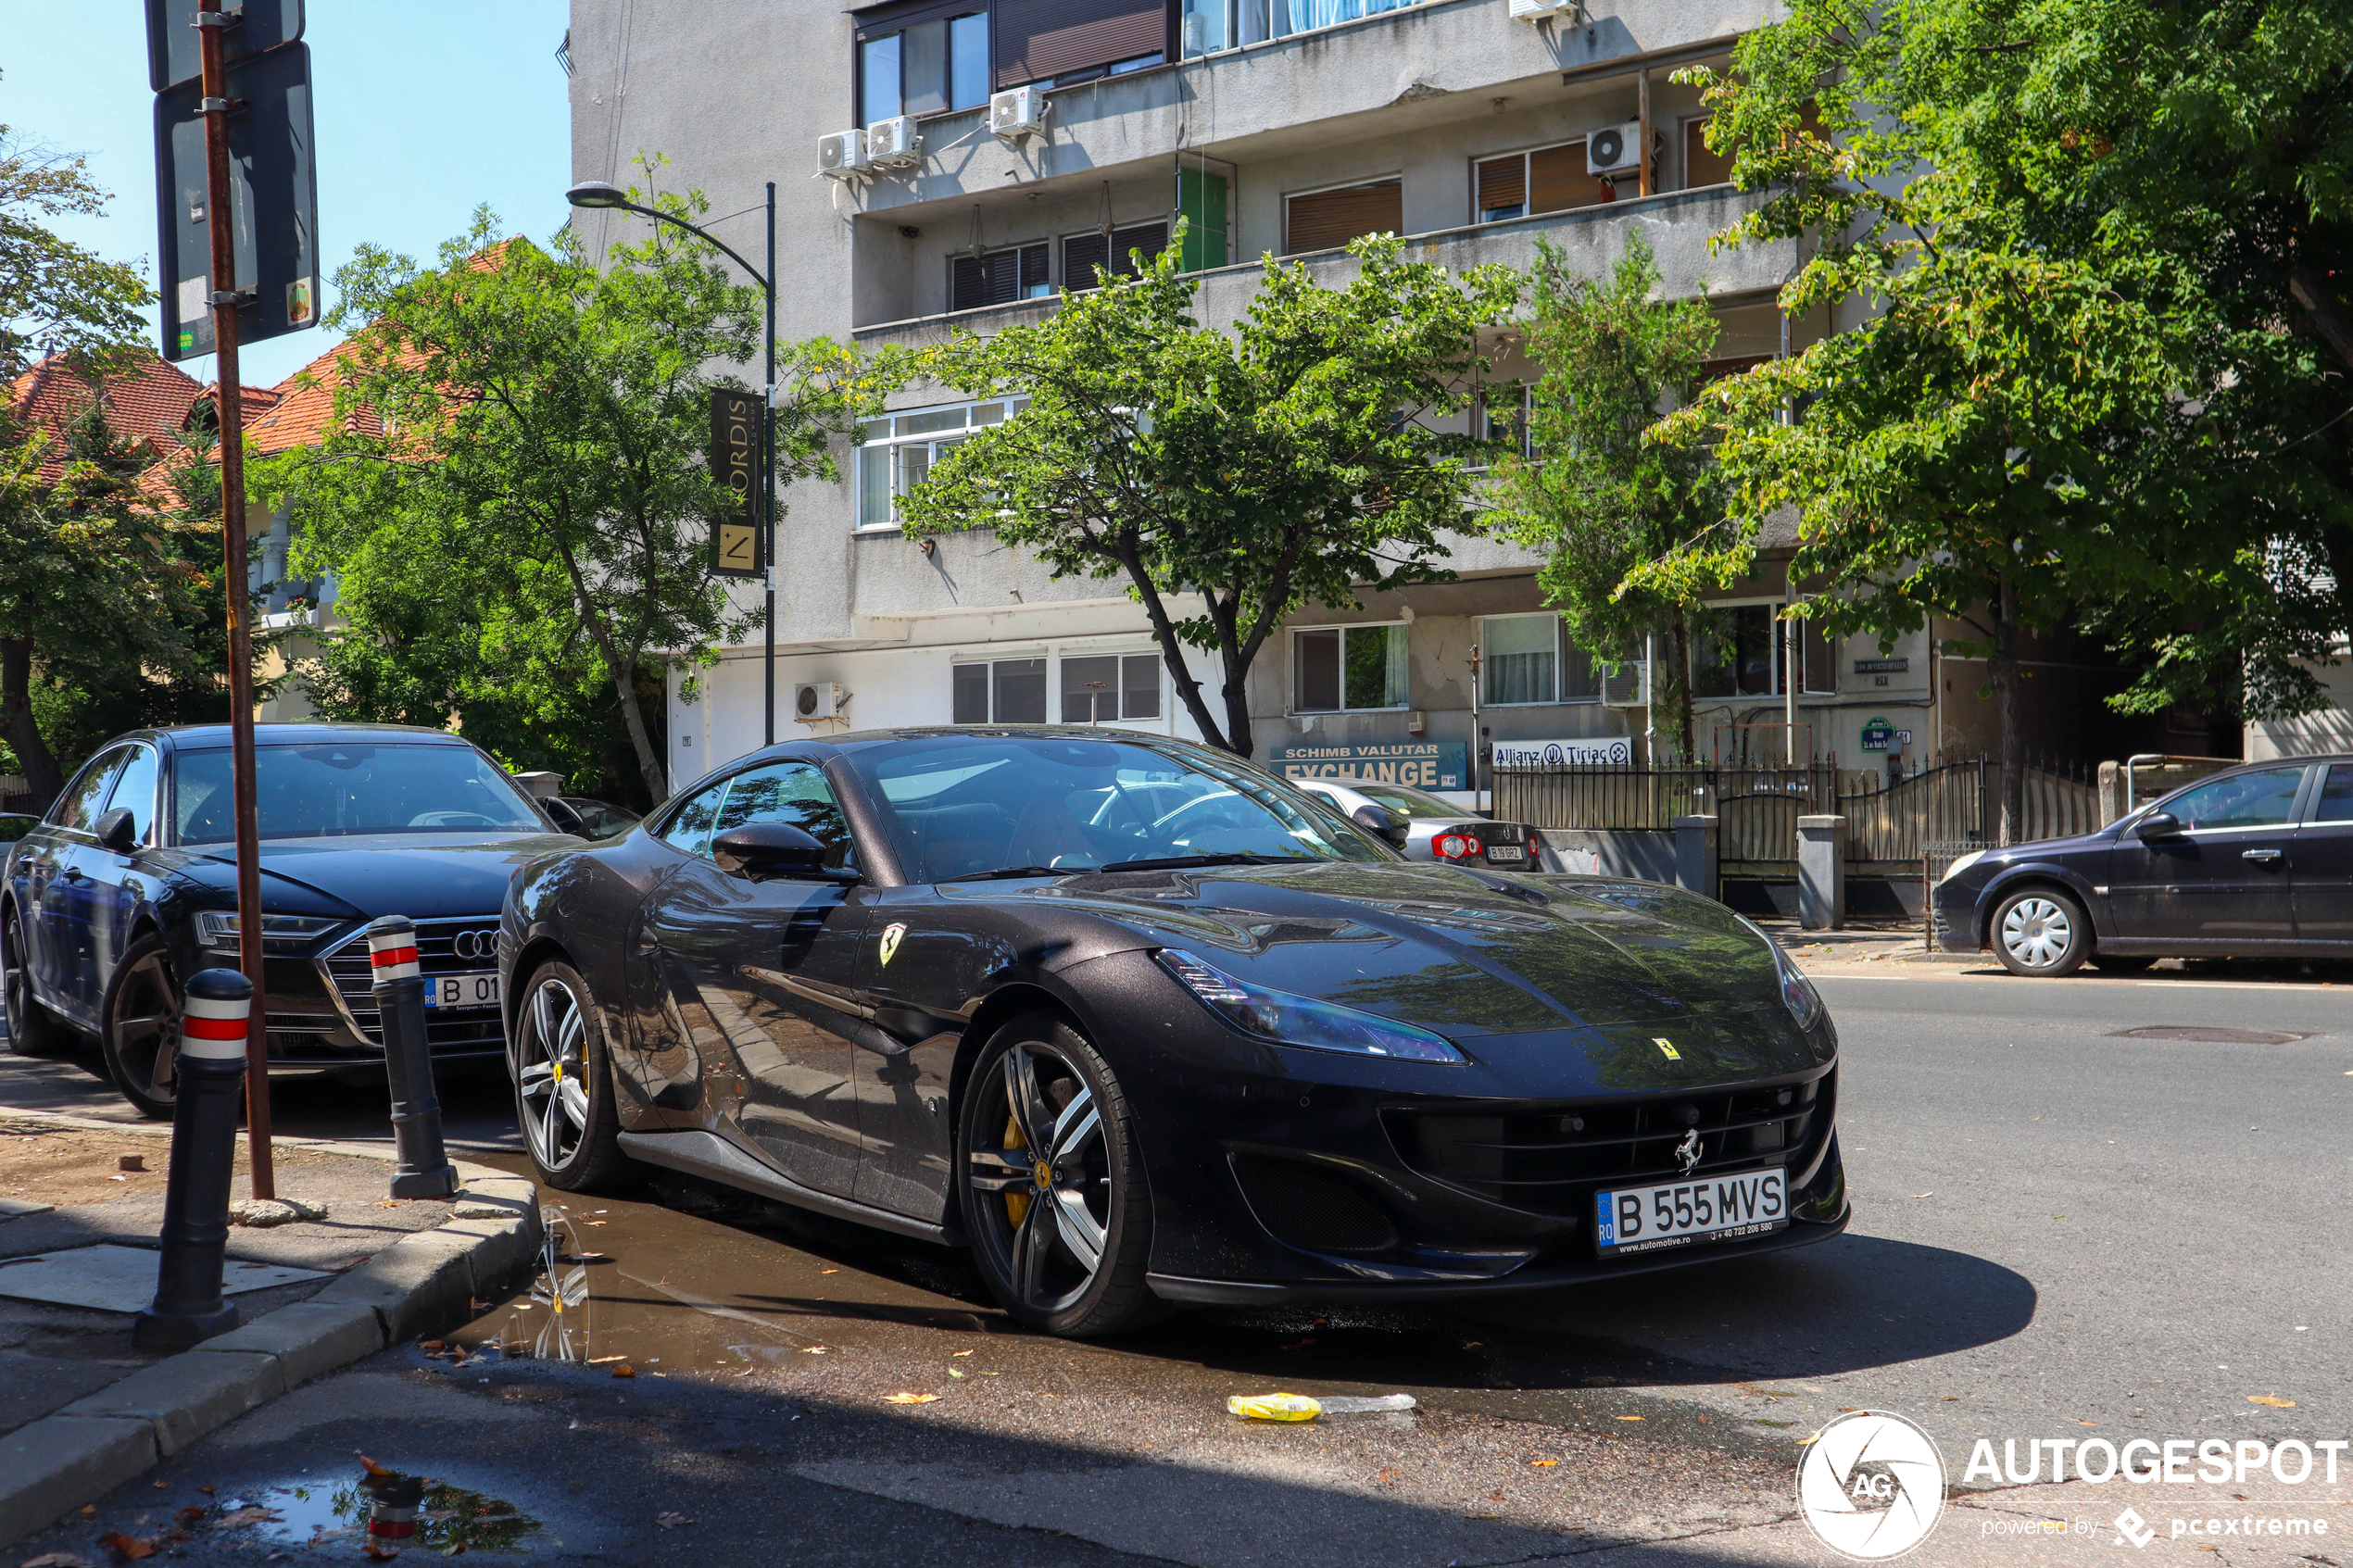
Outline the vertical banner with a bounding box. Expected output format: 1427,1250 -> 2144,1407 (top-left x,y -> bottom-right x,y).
708,387 -> 765,579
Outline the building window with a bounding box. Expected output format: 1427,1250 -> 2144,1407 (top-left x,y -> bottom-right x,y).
1474,383 -> 1532,464
860,9 -> 989,125
950,241 -> 1051,311
1063,221 -> 1170,291
1683,117 -> 1735,188
1473,140 -> 1610,225
1294,623 -> 1407,712
1691,604 -> 1835,697
1182,0 -> 1429,56
856,397 -> 1025,528
993,0 -> 1164,88
1480,614 -> 1560,706
1284,179 -> 1401,256
953,658 -> 1048,723
1062,653 -> 1162,722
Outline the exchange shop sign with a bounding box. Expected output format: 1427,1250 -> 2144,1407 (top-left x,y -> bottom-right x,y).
1491,737 -> 1634,769
1267,742 -> 1466,791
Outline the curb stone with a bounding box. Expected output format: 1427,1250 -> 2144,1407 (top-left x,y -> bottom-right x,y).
0,1110 -> 542,1548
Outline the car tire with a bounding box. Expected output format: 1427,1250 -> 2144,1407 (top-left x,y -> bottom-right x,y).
1991,888 -> 2091,977
100,931 -> 187,1118
513,960 -> 634,1192
4,909 -> 80,1059
958,1010 -> 1165,1337
2088,952 -> 2157,973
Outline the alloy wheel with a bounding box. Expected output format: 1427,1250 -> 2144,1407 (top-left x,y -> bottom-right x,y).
966,1039 -> 1113,1314
2000,897 -> 2072,969
518,974 -> 591,1171
107,948 -> 182,1107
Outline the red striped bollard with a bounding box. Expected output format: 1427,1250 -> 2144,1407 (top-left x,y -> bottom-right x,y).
132,968 -> 252,1349
369,916 -> 459,1198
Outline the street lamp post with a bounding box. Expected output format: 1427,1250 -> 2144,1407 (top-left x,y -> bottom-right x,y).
567,180 -> 780,749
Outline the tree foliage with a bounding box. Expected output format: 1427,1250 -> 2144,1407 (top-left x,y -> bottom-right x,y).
270,188 -> 887,802
900,234 -> 1517,756
1655,0 -> 2353,835
1495,232 -> 1727,763
0,96 -> 150,378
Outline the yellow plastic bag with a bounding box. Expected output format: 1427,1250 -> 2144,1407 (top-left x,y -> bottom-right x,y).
1227,1392 -> 1322,1421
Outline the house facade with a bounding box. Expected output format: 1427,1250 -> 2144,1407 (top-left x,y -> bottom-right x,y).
563,0 -> 2199,797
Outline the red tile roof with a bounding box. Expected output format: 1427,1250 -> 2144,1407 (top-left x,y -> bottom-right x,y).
6,352 -> 209,481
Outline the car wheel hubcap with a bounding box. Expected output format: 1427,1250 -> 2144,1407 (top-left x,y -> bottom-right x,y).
519,977 -> 590,1169
110,952 -> 181,1101
2002,897 -> 2071,967
967,1041 -> 1111,1314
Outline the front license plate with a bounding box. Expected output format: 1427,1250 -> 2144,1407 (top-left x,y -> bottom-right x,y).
424,972 -> 501,1010
1484,844 -> 1526,862
1595,1168 -> 1787,1257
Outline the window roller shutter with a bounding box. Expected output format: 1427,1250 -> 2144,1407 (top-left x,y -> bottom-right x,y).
1284,180 -> 1402,255
1476,157 -> 1525,215
994,0 -> 1165,86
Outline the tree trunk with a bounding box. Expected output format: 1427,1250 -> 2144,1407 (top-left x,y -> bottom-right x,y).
1666,607 -> 1695,765
1992,577 -> 2026,846
1219,653 -> 1255,760
610,657 -> 669,806
0,637 -> 62,809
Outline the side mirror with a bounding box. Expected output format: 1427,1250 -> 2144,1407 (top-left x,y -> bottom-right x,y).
542,797 -> 588,837
711,822 -> 852,882
1351,803 -> 1410,847
2134,811 -> 2184,842
93,807 -> 138,854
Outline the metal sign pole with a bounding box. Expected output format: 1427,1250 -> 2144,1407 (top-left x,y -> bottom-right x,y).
763,180 -> 777,749
198,0 -> 274,1198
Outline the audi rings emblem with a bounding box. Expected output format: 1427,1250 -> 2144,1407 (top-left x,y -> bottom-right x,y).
450,929 -> 500,961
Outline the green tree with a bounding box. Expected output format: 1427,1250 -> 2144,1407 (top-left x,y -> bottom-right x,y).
900,235 -> 1517,757
271,192 -> 887,802
1495,232 -> 1727,764
1652,0 -> 2295,838
0,101 -> 150,376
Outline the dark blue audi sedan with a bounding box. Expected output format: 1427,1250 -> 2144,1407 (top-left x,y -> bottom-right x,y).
2,723 -> 580,1116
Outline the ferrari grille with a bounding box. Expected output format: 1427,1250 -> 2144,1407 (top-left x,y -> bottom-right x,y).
1385,1071 -> 1831,1217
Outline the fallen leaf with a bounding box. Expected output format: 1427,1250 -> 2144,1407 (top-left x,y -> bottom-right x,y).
1378,1469 -> 1400,1486
1941,1397 -> 1960,1402
884,1392 -> 940,1405
421,1340 -> 447,1352
587,1355 -> 628,1365
1614,1415 -> 1643,1422
800,1347 -> 827,1354
950,1349 -> 975,1357
1909,1192 -> 1934,1199
196,1486 -> 215,1496
78,1506 -> 97,1520
2248,1395 -> 2296,1408
95,1535 -> 157,1562
151,1481 -> 169,1490
1838,1407 -> 1861,1413
175,1506 -> 206,1523
2080,1421 -> 2099,1427
654,1512 -> 692,1530
1529,1459 -> 1560,1467
356,1451 -> 394,1477
364,1544 -> 398,1562
819,1268 -> 839,1274
947,1369 -> 965,1379
610,1363 -> 635,1379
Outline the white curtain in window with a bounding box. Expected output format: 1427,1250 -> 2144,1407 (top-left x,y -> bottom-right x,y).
1482,614 -> 1557,705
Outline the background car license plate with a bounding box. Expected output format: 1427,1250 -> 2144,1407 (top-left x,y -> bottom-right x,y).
1594,1168 -> 1786,1256
425,972 -> 501,1010
1484,844 -> 1525,862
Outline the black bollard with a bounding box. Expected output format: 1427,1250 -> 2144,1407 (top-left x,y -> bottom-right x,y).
132,968 -> 252,1350
369,916 -> 459,1199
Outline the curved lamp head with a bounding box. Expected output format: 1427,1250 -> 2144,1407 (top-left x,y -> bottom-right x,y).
564,181 -> 630,210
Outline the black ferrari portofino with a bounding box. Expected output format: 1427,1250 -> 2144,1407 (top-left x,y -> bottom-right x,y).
499,728 -> 1846,1336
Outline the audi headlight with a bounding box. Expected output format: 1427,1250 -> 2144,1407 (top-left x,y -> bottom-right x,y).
195,910 -> 347,953
1733,916 -> 1826,1032
1938,849 -> 1987,884
1156,948 -> 1465,1063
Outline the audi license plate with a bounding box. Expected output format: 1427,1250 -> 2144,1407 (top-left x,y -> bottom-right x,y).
1595,1167 -> 1786,1257
1484,844 -> 1526,862
424,972 -> 501,1010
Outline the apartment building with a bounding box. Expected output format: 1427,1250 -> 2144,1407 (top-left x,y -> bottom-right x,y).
566,0 -> 2070,793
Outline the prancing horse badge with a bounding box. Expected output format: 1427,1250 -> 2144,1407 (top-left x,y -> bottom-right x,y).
877,922 -> 907,966
1653,1036 -> 1681,1060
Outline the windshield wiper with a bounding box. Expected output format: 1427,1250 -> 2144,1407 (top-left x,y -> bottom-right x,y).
937,864 -> 1081,882
1099,852 -> 1297,873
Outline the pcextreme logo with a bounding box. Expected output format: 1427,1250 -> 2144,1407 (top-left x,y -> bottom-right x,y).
1797,1410 -> 1947,1561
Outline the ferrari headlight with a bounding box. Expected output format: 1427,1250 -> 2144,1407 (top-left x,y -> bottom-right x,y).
1734,916 -> 1826,1032
1938,849 -> 1986,884
1155,948 -> 1465,1063
195,910 -> 347,952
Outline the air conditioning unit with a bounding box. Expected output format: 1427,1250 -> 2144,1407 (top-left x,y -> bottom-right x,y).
1587,120 -> 1648,176
989,86 -> 1047,143
865,116 -> 921,169
818,130 -> 870,179
794,682 -> 846,722
1507,0 -> 1577,19
1600,660 -> 1648,708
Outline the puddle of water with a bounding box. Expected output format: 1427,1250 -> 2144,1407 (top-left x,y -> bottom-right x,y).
236,1464 -> 542,1552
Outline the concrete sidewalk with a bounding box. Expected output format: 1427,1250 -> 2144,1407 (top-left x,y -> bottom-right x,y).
0,1109 -> 542,1548
1753,919 -> 1987,969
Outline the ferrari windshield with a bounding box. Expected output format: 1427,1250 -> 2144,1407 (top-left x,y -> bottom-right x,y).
843,734 -> 1390,882
175,743 -> 547,844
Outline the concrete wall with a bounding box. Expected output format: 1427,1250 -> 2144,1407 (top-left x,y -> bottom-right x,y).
2246,657 -> 2353,759
1537,827 -> 1674,882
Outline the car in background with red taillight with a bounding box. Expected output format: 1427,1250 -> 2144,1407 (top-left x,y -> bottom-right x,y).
1290,777 -> 1544,871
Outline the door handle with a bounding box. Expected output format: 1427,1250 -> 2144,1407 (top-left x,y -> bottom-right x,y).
2242,848 -> 2284,864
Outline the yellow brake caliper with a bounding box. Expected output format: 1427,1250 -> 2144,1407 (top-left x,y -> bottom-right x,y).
1003,1114 -> 1030,1227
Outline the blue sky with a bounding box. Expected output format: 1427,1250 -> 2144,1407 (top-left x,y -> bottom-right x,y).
2,0 -> 573,388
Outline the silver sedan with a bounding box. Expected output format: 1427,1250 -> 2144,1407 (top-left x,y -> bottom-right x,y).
1290,777 -> 1544,871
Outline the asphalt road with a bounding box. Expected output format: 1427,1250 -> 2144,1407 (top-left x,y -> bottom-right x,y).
6,967 -> 2348,1567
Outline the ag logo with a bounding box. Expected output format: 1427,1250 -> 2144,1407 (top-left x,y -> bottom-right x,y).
877,922 -> 908,966
1795,1410 -> 1945,1560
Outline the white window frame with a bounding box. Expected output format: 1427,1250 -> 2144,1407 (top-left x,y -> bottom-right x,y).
1478,613 -> 1570,708
854,395 -> 1027,533
950,650 -> 1051,725
1059,647 -> 1165,728
1290,620 -> 1410,714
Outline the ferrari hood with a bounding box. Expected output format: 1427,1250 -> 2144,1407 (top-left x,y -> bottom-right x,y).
988,860 -> 1788,1035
